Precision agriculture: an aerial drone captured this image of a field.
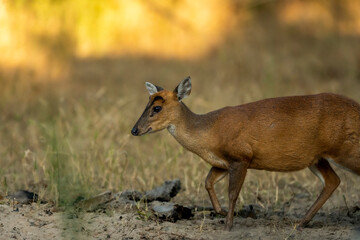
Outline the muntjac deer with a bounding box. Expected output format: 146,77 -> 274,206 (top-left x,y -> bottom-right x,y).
131,77 -> 360,231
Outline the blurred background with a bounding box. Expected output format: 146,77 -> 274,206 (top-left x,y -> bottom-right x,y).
1,0 -> 360,208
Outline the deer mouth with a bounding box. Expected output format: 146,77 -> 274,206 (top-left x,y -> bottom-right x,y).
140,127 -> 152,136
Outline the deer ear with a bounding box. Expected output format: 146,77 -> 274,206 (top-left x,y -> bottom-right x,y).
174,76 -> 191,101
145,82 -> 163,95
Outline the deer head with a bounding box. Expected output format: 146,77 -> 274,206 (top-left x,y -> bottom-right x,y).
131,76 -> 192,136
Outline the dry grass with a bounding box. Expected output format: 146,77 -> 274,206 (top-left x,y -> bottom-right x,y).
0,1 -> 360,215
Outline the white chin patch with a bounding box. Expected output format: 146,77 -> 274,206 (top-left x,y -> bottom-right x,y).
167,124 -> 176,136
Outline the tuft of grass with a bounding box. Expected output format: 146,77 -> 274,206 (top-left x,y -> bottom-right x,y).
136,200 -> 152,221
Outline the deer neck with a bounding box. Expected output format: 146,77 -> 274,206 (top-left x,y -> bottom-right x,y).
167,102 -> 214,152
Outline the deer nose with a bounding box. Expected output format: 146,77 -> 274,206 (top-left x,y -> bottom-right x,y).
131,127 -> 139,136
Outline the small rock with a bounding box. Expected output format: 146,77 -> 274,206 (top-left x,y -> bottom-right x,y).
7,190 -> 39,204
118,190 -> 143,202
152,201 -> 175,213
151,201 -> 193,222
145,179 -> 181,202
75,191 -> 114,212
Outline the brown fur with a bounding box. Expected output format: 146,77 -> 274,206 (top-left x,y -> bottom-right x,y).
132,82 -> 360,231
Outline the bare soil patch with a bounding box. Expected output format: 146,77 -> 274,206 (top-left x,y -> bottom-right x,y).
1,192 -> 359,240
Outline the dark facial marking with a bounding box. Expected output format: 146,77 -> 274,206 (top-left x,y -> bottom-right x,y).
153,96 -> 164,102
148,96 -> 164,108
143,95 -> 165,118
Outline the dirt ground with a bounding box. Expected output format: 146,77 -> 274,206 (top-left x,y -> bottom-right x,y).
1,194 -> 359,240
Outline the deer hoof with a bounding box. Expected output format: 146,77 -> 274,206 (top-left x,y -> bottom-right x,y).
219,209 -> 228,216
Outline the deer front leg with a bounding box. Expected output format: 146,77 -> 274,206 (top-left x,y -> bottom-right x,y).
205,167 -> 228,216
225,161 -> 249,231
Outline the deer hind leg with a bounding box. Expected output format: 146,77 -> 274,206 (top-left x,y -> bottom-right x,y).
205,167 -> 228,216
297,158 -> 340,230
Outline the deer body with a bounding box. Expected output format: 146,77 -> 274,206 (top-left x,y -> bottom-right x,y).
131,77 -> 360,231
168,94 -> 360,172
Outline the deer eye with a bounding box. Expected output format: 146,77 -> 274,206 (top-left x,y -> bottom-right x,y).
153,106 -> 162,113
